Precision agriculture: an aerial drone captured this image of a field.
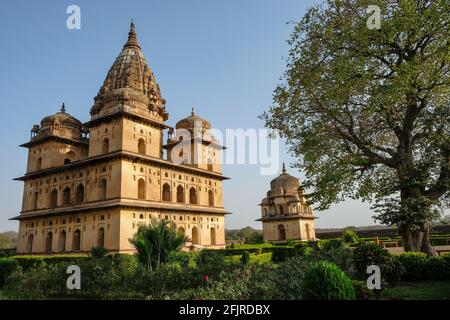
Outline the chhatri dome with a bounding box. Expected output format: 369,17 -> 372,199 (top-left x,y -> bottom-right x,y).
269,163 -> 300,196
90,20 -> 168,122
175,107 -> 212,131
32,103 -> 83,141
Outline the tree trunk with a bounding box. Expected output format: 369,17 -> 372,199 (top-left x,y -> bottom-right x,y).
399,223 -> 436,256
399,184 -> 437,256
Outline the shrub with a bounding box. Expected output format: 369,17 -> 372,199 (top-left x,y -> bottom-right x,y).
12,255 -> 88,271
0,258 -> 19,287
352,280 -> 376,300
302,261 -> 356,300
398,252 -> 428,281
382,255 -> 405,285
272,256 -> 314,299
342,230 -> 359,244
89,246 -> 109,258
271,247 -> 296,263
241,251 -> 250,265
352,242 -> 391,280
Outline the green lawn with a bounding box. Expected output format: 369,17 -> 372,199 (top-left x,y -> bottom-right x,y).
385,281 -> 450,300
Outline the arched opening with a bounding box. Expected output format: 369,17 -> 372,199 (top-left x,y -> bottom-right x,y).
207,159 -> 213,171
191,227 -> 199,245
62,187 -> 71,205
138,138 -> 146,155
102,138 -> 110,154
36,157 -> 42,170
32,191 -> 38,210
305,223 -> 311,239
162,183 -> 171,201
279,205 -> 284,215
138,178 -> 146,199
263,208 -> 268,216
208,190 -> 214,206
178,227 -> 185,236
176,185 -> 184,203
27,234 -> 34,253
97,227 -> 105,248
210,228 -> 216,245
59,230 -> 66,252
277,224 -> 286,241
45,232 -> 53,252
99,179 -> 107,200
49,189 -> 58,208
76,184 -> 84,203
189,187 -> 197,204
72,229 -> 81,251
64,158 -> 71,165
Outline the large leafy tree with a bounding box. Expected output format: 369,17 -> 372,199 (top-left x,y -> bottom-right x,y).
261,0 -> 450,255
129,218 -> 188,270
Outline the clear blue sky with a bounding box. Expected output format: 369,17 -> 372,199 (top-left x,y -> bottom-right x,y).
0,0 -> 379,232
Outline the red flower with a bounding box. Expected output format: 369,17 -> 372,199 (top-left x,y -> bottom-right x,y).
203,275 -> 209,282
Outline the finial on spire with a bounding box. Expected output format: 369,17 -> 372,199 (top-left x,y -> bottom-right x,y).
191,107 -> 195,116
60,102 -> 66,113
124,19 -> 140,48
282,162 -> 286,173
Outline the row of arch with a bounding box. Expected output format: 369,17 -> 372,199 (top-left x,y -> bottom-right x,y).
31,179 -> 108,210
276,223 -> 311,241
102,137 -> 147,155
160,182 -> 214,206
27,228 -> 105,254
177,226 -> 216,245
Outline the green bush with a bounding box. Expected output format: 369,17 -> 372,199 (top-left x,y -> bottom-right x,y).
352,242 -> 391,279
398,252 -> 428,281
0,258 -> 19,287
341,230 -> 359,244
271,247 -> 296,263
302,261 -> 356,300
271,256 -> 314,299
241,251 -> 250,265
352,280 -> 376,300
12,255 -> 88,271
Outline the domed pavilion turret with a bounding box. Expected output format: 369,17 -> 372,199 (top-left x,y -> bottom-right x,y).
164,108 -> 224,173
257,163 -> 316,242
90,21 -> 168,123
33,103 -> 83,141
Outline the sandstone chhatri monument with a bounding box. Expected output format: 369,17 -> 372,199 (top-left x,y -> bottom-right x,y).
258,163 -> 316,242
11,22 -> 231,254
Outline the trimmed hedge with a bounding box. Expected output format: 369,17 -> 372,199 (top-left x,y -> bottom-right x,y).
398,252 -> 450,281
0,258 -> 19,287
12,255 -> 90,271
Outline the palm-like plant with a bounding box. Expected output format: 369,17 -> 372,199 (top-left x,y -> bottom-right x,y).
129,218 -> 188,270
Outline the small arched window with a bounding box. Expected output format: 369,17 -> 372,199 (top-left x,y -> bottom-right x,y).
36,157 -> 42,170
99,179 -> 107,200
138,178 -> 146,199
208,190 -> 214,206
72,229 -> 81,251
32,191 -> 38,210
49,189 -> 58,208
76,184 -> 84,203
162,183 -> 171,201
102,138 -> 110,154
64,158 -> 71,165
97,227 -> 105,248
62,187 -> 71,205
177,185 -> 185,203
189,187 -> 197,204
138,138 -> 146,155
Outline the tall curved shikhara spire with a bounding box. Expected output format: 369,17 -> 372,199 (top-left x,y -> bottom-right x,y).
91,20 -> 168,122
